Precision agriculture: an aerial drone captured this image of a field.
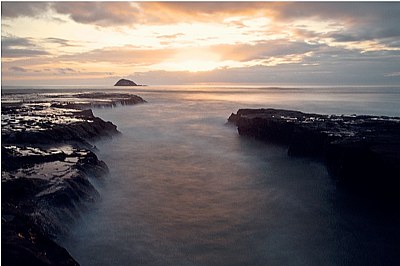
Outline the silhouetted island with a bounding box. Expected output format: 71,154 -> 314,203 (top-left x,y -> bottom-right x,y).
1,92 -> 146,265
228,108 -> 400,198
114,78 -> 138,86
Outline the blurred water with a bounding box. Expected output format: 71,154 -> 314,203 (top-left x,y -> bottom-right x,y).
42,85 -> 400,265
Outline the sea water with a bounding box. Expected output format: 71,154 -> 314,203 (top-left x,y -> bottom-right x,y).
6,85 -> 399,265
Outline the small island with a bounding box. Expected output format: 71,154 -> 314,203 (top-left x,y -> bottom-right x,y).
114,79 -> 138,86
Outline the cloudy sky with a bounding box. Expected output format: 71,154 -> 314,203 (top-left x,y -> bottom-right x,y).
2,1 -> 400,86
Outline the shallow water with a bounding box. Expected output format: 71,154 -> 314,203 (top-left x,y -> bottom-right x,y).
53,85 -> 400,265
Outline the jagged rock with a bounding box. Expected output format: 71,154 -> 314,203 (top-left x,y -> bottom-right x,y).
114,79 -> 137,86
1,145 -> 106,265
1,93 -> 147,147
228,108 -> 400,196
2,215 -> 79,266
1,92 -> 146,265
1,144 -> 103,264
51,93 -> 147,109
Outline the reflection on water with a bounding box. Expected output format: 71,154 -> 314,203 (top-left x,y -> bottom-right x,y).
61,86 -> 400,265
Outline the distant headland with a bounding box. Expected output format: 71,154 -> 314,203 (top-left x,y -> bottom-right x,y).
114,79 -> 146,86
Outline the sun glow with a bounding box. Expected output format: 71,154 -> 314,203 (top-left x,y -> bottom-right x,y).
154,60 -> 222,72
153,49 -> 225,72
2,2 -> 399,85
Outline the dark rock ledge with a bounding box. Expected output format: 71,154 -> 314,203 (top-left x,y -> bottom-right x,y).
2,92 -> 146,265
228,108 -> 400,197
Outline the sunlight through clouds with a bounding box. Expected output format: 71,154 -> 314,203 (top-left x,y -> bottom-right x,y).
1,2 -> 400,85
153,49 -> 221,72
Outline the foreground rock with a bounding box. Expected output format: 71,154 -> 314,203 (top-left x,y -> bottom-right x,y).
2,92 -> 146,265
228,108 -> 400,196
2,145 -> 105,266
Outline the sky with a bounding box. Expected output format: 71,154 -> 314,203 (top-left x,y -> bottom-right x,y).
1,1 -> 400,86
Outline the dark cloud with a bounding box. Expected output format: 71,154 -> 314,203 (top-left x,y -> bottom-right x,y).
58,45 -> 176,65
2,47 -> 50,58
56,67 -> 76,74
211,40 -> 320,62
329,33 -> 366,43
278,3 -> 400,47
1,36 -> 50,58
1,2 -> 49,18
2,2 -> 141,26
51,2 -> 140,27
9,66 -> 28,72
2,36 -> 35,48
45,37 -> 79,47
328,24 -> 400,45
275,2 -> 400,22
385,39 -> 400,48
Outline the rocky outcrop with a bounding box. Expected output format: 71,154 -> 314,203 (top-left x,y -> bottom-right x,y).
2,215 -> 79,266
2,145 -> 106,266
2,107 -> 118,149
1,92 -> 146,265
2,93 -> 146,147
228,108 -> 400,196
114,79 -> 138,86
50,92 -> 147,109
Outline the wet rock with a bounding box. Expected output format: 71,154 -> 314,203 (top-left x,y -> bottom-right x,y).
51,92 -> 147,109
1,92 -> 147,147
1,92 -> 146,265
228,108 -> 400,196
1,145 -> 107,235
2,215 -> 79,266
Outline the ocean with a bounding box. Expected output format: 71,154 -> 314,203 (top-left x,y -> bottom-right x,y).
4,85 -> 400,265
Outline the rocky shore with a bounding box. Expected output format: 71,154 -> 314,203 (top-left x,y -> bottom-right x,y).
1,92 -> 146,265
228,108 -> 400,197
